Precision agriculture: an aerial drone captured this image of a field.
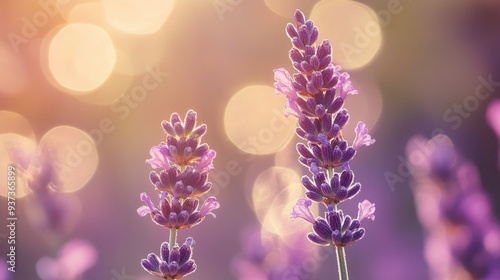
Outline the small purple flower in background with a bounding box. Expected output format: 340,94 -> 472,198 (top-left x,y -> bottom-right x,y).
138,110 -> 219,279
407,134 -> 500,280
36,239 -> 98,280
273,9 -> 376,280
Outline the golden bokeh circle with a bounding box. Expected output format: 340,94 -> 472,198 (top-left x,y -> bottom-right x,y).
311,0 -> 383,69
102,0 -> 175,34
48,23 -> 116,93
224,85 -> 297,155
38,126 -> 98,193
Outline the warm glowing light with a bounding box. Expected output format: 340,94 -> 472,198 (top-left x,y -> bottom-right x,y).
102,0 -> 175,34
0,43 -> 27,95
274,141 -> 303,174
252,167 -> 318,246
264,0 -> 317,18
67,2 -> 109,27
38,126 -> 98,193
0,111 -> 35,139
0,134 -> 36,198
311,0 -> 382,69
224,85 -> 297,155
48,23 -> 116,93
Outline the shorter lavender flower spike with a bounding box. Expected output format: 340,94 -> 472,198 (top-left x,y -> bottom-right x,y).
141,238 -> 197,279
307,210 -> 365,247
290,198 -> 316,223
357,200 -> 376,221
353,122 -> 375,150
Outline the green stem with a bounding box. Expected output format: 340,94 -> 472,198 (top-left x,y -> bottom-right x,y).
336,246 -> 349,280
169,227 -> 177,247
333,201 -> 349,280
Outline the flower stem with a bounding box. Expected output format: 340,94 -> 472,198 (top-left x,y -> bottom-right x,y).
333,203 -> 349,280
170,228 -> 177,247
336,246 -> 349,280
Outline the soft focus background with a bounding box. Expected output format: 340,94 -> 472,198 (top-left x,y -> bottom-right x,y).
0,0 -> 499,279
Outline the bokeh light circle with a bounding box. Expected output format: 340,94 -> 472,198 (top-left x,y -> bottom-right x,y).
48,23 -> 116,93
0,133 -> 36,198
224,85 -> 297,155
311,0 -> 382,69
264,0 -> 318,18
0,111 -> 35,139
38,126 -> 98,193
102,0 -> 175,34
252,166 -> 318,245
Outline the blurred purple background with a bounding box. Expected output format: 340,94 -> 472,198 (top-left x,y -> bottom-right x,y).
0,0 -> 499,279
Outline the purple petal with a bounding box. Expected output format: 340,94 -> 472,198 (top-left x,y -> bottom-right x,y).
290,198 -> 315,224
357,200 -> 376,221
194,149 -> 216,173
337,71 -> 358,100
273,68 -> 297,100
353,122 -> 375,150
146,144 -> 170,170
199,197 -> 220,218
138,192 -> 155,217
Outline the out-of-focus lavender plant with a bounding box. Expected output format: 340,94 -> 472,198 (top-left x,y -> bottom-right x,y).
487,99 -> 500,169
273,10 -> 376,280
36,239 -> 98,280
407,134 -> 500,280
231,225 -> 312,280
138,110 -> 219,279
7,141 -> 97,279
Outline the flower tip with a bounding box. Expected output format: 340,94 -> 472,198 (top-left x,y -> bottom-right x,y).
294,9 -> 306,24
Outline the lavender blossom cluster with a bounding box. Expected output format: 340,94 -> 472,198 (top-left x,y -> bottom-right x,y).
274,10 -> 376,249
138,110 -> 219,279
407,134 -> 500,280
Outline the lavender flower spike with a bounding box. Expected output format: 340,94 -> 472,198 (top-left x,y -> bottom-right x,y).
275,9 -> 376,280
139,111 -> 219,279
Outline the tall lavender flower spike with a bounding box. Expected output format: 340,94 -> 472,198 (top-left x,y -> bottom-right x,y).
139,110 -> 219,280
274,10 -> 376,280
407,134 -> 500,280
